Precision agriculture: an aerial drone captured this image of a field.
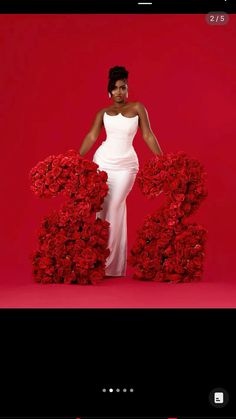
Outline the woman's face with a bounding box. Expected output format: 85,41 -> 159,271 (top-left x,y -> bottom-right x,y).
111,79 -> 128,103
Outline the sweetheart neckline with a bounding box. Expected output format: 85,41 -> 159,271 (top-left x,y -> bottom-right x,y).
104,111 -> 139,119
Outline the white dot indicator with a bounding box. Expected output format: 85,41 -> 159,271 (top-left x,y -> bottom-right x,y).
116,388 -> 120,392
130,388 -> 134,392
123,388 -> 127,392
102,388 -> 106,392
109,388 -> 113,393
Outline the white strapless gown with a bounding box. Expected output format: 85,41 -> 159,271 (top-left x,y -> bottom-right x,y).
92,111 -> 139,276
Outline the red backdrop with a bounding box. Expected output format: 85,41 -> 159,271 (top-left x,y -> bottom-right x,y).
1,13 -> 236,285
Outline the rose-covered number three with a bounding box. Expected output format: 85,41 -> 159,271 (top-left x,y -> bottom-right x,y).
128,151 -> 208,282
29,149 -> 110,284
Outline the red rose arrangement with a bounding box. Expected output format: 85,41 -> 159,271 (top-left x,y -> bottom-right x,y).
29,149 -> 110,284
128,151 -> 208,282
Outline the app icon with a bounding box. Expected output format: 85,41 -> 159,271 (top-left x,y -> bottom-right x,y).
209,387 -> 229,408
214,391 -> 224,404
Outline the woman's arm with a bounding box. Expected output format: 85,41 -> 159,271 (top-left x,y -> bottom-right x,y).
136,102 -> 163,156
79,109 -> 104,157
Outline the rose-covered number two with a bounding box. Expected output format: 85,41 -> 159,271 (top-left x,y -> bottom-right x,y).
29,149 -> 110,284
128,151 -> 208,283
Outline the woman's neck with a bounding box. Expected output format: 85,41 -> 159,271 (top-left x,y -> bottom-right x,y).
113,101 -> 128,109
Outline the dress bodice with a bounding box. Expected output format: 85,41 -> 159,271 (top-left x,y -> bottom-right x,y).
92,111 -> 139,173
103,112 -> 139,152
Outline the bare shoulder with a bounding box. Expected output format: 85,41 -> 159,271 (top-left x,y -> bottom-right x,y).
103,105 -> 117,113
134,101 -> 147,112
96,107 -> 107,118
91,108 -> 106,125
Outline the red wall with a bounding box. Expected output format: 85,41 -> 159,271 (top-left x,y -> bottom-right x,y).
0,14 -> 236,283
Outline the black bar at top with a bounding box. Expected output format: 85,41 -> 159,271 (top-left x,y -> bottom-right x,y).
0,0 -> 235,14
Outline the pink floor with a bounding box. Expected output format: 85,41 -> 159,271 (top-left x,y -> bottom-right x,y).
1,267 -> 236,308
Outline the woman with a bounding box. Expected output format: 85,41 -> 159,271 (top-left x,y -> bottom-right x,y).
79,66 -> 163,277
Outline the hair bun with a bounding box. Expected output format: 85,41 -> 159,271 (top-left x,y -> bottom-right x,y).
107,66 -> 129,94
109,66 -> 128,80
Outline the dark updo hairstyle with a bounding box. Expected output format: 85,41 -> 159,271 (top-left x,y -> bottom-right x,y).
108,66 -> 129,95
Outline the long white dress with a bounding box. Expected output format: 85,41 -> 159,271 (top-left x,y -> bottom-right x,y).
92,111 -> 139,276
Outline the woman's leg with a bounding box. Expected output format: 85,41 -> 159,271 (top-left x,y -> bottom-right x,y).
96,170 -> 136,276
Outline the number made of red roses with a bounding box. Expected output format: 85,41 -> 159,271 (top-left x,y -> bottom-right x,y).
29,149 -> 110,285
128,151 -> 208,283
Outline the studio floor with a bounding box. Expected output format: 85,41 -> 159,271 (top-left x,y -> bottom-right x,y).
1,268 -> 236,308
